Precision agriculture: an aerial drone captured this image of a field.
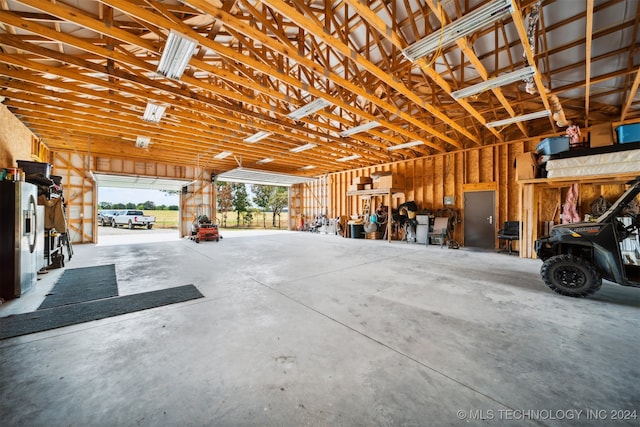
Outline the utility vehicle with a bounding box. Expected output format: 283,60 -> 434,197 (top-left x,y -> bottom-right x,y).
535,177 -> 640,297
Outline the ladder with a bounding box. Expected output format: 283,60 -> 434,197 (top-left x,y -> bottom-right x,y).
362,197 -> 371,221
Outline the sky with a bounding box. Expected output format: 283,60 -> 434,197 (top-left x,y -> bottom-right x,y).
99,187 -> 179,206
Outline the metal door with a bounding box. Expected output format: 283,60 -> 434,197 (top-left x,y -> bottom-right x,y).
463,190 -> 495,249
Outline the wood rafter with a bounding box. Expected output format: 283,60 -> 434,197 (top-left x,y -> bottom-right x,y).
0,0 -> 636,176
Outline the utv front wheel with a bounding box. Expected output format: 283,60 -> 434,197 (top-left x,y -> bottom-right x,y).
541,254 -> 602,297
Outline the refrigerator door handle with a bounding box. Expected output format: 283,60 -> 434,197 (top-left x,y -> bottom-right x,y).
27,194 -> 37,253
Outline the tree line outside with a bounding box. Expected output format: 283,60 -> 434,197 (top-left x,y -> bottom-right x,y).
98,183 -> 289,229
98,200 -> 179,211
216,182 -> 288,229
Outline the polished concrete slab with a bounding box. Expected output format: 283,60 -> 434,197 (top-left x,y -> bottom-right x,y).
1,230 -> 639,426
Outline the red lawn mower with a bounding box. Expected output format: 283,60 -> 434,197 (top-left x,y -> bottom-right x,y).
190,213 -> 221,243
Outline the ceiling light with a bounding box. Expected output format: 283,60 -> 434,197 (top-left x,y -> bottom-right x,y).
243,131 -> 272,143
142,102 -> 166,123
387,140 -> 424,151
289,143 -> 317,153
336,154 -> 361,162
486,110 -> 551,128
451,66 -> 536,100
402,0 -> 513,62
214,151 -> 232,159
135,136 -> 150,148
300,165 -> 316,170
287,98 -> 332,120
157,30 -> 198,80
216,167 -> 312,187
256,158 -> 274,164
339,121 -> 381,137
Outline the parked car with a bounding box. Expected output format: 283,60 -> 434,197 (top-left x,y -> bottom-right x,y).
112,210 -> 156,229
97,209 -> 120,226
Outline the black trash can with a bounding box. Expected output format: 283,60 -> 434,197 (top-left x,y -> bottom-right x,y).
350,224 -> 364,239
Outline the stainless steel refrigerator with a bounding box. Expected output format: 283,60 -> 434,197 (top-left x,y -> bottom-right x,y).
0,180 -> 39,300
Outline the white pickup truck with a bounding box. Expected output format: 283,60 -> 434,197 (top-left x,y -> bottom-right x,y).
112,210 -> 155,229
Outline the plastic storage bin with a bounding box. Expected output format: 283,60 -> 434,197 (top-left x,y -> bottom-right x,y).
16,160 -> 51,178
616,123 -> 640,144
536,137 -> 570,155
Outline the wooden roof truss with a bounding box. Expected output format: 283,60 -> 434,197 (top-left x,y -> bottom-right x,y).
0,0 -> 637,176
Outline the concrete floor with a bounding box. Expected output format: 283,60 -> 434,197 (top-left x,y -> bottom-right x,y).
1,229 -> 639,426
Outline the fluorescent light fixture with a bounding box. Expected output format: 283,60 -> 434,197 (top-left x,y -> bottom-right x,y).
402,0 -> 513,61
243,131 -> 272,143
216,167 -> 312,186
486,110 -> 551,128
336,154 -> 361,162
135,136 -> 150,148
451,66 -> 535,100
157,30 -> 198,80
387,140 -> 424,151
289,143 -> 317,153
339,121 -> 381,137
214,151 -> 232,159
287,98 -> 331,120
142,102 -> 167,123
256,158 -> 274,164
300,165 -> 316,170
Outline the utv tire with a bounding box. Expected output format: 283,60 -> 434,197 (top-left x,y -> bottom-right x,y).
540,254 -> 602,297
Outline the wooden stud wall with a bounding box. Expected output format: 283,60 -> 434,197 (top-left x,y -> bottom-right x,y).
51,151 -> 211,242
289,185 -> 301,230
180,172 -> 215,238
293,139 -> 543,248
0,104 -> 39,167
94,158 -> 191,179
290,176 -> 330,229
519,174 -> 636,258
52,152 -> 96,244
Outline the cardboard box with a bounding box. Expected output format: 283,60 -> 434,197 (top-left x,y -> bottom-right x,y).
348,184 -> 365,191
373,174 -> 404,189
352,176 -> 372,185
589,123 -> 614,147
515,152 -> 537,180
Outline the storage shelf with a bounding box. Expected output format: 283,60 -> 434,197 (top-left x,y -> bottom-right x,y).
518,172 -> 639,186
346,188 -> 404,196
346,188 -> 404,242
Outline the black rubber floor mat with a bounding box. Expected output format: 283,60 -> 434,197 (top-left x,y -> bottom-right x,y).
38,264 -> 118,310
0,285 -> 204,340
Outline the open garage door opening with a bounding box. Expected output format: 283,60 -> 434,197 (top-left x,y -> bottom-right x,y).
95,174 -> 190,246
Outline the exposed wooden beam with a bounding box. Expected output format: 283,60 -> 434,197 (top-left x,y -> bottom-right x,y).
620,68 -> 640,122
584,0 -> 594,126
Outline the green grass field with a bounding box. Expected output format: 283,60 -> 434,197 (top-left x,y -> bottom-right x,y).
147,210 -> 290,230
149,210 -> 180,229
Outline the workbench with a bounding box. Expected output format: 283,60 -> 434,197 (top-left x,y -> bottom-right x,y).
346,188 -> 404,242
